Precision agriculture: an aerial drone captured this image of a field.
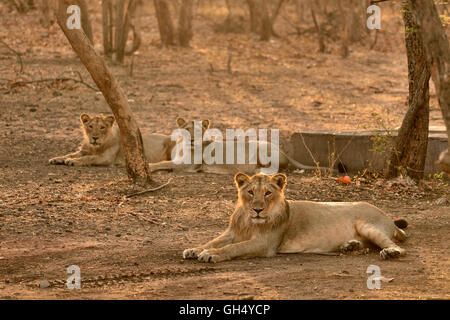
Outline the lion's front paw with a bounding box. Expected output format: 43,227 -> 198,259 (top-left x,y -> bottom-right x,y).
183,248 -> 204,259
197,249 -> 224,263
64,158 -> 81,166
49,157 -> 66,165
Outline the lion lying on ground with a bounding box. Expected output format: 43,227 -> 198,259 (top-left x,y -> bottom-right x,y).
183,173 -> 408,263
149,118 -> 327,174
49,114 -> 175,167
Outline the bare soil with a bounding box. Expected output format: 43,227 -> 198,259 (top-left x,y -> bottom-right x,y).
0,2 -> 449,299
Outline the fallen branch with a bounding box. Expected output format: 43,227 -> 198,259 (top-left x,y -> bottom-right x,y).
125,178 -> 173,198
9,77 -> 98,91
0,39 -> 24,74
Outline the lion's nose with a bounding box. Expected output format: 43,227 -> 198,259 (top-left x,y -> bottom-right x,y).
92,137 -> 98,141
253,208 -> 263,214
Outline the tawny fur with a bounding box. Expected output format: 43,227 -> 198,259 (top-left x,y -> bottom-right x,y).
184,173 -> 407,263
148,118 -> 324,174
48,114 -> 173,167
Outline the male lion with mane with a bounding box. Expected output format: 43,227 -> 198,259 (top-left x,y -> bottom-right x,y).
184,173 -> 408,263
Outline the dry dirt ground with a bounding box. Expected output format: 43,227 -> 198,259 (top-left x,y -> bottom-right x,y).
0,2 -> 449,299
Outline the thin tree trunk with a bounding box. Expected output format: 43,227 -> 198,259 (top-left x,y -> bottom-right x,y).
178,0 -> 195,47
246,0 -> 261,34
259,0 -> 271,41
56,0 -> 151,185
102,0 -> 113,57
154,0 -> 176,46
409,0 -> 450,174
387,1 -> 431,180
338,0 -> 349,58
310,0 -> 325,53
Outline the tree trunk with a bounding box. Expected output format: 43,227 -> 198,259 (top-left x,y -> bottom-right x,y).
56,0 -> 151,185
77,0 -> 93,44
246,0 -> 261,34
102,0 -> 113,57
338,0 -> 349,58
154,0 -> 176,46
259,0 -> 271,41
409,0 -> 450,174
387,1 -> 431,180
178,0 -> 195,47
310,0 -> 325,53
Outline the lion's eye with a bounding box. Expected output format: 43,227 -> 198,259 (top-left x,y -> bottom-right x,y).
248,190 -> 254,196
89,125 -> 93,129
100,126 -> 106,130
265,191 -> 272,197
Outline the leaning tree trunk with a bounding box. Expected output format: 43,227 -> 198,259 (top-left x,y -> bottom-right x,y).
387,1 -> 431,180
77,0 -> 93,44
56,0 -> 151,185
409,0 -> 450,174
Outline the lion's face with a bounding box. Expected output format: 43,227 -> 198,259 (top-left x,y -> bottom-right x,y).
176,117 -> 210,144
234,173 -> 287,225
80,114 -> 115,148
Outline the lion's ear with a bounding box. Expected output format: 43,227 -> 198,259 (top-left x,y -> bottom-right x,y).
234,172 -> 250,189
104,115 -> 115,127
176,117 -> 187,127
271,173 -> 287,190
202,119 -> 210,130
80,113 -> 91,124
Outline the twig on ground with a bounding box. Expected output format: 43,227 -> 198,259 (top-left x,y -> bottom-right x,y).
126,211 -> 187,230
9,77 -> 98,91
0,39 -> 24,74
125,178 -> 173,198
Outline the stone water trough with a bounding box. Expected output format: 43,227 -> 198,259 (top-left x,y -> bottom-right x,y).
289,126 -> 448,175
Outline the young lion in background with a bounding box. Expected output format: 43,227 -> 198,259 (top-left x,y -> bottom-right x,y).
183,173 -> 408,263
49,114 -> 174,167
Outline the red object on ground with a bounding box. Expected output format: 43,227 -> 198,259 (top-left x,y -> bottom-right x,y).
338,176 -> 352,184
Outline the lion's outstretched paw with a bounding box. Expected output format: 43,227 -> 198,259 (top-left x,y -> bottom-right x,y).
49,157 -> 66,165
197,249 -> 223,263
340,240 -> 363,253
64,158 -> 80,166
183,248 -> 203,259
380,247 -> 405,260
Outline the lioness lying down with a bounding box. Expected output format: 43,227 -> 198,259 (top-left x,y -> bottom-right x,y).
149,118 -> 326,175
49,114 -> 174,167
184,173 -> 408,263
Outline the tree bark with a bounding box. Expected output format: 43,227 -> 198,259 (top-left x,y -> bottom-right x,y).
56,0 -> 151,185
154,0 -> 176,46
310,0 -> 325,53
178,0 -> 195,47
77,0 -> 93,44
102,0 -> 113,57
387,1 -> 431,180
246,0 -> 261,34
408,0 -> 450,174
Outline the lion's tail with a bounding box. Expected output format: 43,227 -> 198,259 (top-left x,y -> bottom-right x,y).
394,218 -> 408,242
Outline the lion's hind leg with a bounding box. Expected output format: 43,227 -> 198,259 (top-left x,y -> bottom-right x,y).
355,221 -> 405,260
